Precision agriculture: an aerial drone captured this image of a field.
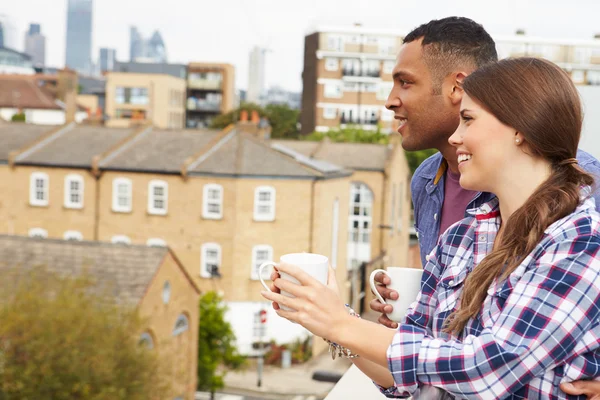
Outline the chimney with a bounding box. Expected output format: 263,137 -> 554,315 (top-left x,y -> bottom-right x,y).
240,110 -> 248,122
250,110 -> 260,123
57,68 -> 78,124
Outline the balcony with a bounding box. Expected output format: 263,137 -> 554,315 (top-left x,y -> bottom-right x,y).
187,79 -> 222,91
342,68 -> 380,78
187,98 -> 221,112
340,115 -> 379,125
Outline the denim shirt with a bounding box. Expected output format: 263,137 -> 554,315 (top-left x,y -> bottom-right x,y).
411,149 -> 600,267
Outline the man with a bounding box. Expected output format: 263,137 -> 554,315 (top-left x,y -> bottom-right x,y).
371,16 -> 600,398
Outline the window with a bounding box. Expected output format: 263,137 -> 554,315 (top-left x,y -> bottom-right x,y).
331,199 -> 340,268
115,87 -> 149,105
147,238 -> 167,247
323,107 -> 337,119
63,230 -> 83,241
173,314 -> 189,336
29,172 -> 49,207
201,243 -> 221,278
111,235 -> 131,245
112,178 -> 132,213
115,109 -> 147,120
349,183 -> 373,244
202,184 -> 223,219
324,82 -> 342,98
28,228 -> 47,239
162,281 -> 171,304
253,310 -> 267,337
325,58 -> 339,71
254,186 -> 276,222
64,174 -> 84,209
251,245 -> 273,280
377,82 -> 394,101
139,332 -> 154,350
148,180 -> 168,215
327,35 -> 344,51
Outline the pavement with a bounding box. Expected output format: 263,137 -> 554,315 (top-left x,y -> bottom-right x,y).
220,311 -> 381,400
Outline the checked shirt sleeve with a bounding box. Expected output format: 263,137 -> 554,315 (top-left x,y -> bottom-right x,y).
387,235 -> 600,399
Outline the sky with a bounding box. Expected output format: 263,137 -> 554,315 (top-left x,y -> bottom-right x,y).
4,0 -> 600,92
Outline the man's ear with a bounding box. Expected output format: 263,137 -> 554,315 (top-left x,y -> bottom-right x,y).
449,72 -> 468,105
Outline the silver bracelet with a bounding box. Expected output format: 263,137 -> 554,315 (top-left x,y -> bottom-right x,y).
322,304 -> 361,359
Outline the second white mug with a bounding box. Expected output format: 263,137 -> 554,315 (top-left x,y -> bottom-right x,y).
370,267 -> 423,322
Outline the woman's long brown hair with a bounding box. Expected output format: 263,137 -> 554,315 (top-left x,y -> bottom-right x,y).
445,58 -> 595,335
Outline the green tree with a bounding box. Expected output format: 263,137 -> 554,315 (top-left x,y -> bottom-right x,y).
197,291 -> 246,399
10,113 -> 25,123
210,103 -> 300,139
404,148 -> 438,175
0,267 -> 170,400
263,103 -> 300,139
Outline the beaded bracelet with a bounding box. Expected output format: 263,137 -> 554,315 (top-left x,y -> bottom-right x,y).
323,304 -> 361,359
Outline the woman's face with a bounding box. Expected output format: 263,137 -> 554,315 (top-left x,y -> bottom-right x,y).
448,94 -> 521,193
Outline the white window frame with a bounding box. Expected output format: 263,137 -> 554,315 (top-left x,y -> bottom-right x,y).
147,238 -> 167,247
377,82 -> 394,101
323,82 -> 342,99
202,184 -> 223,220
201,243 -> 222,278
323,107 -> 337,120
251,245 -> 273,280
172,314 -> 189,336
63,230 -> 83,241
64,174 -> 84,209
383,60 -> 395,74
254,186 -> 276,222
324,58 -> 339,71
139,332 -> 154,349
28,228 -> 48,239
162,281 -> 171,304
112,178 -> 132,213
348,183 -> 373,244
111,235 -> 131,245
147,180 -> 168,215
29,172 -> 49,207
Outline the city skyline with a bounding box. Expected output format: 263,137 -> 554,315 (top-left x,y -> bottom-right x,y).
5,0 -> 600,91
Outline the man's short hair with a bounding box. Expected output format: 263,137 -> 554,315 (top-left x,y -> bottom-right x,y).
404,17 -> 498,93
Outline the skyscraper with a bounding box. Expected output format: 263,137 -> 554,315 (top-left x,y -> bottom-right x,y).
129,26 -> 167,63
247,46 -> 266,104
65,0 -> 93,74
99,47 -> 116,72
24,23 -> 46,67
0,14 -> 18,50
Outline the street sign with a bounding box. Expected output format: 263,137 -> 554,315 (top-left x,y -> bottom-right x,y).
259,309 -> 267,324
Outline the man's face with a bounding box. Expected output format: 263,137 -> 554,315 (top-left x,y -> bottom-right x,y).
385,39 -> 461,151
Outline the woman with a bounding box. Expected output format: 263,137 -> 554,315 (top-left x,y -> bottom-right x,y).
261,58 -> 600,399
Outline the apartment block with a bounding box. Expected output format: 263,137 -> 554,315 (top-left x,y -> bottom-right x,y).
105,72 -> 186,129
301,25 -> 403,134
186,63 -> 235,128
0,118 -> 410,356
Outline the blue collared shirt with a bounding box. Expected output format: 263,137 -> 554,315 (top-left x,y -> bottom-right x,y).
411,149 -> 600,268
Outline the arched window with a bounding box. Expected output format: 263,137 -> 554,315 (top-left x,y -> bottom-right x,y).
64,230 -> 83,241
64,174 -> 84,209
348,182 -> 373,269
202,184 -> 223,219
162,281 -> 171,304
111,235 -> 131,245
139,332 -> 154,349
112,177 -> 132,213
254,186 -> 276,221
146,238 -> 167,247
172,314 -> 189,336
28,228 -> 48,239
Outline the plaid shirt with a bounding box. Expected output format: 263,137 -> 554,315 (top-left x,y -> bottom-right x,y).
380,191 -> 600,399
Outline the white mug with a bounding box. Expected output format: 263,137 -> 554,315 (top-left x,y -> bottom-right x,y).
370,267 -> 423,322
259,253 -> 329,311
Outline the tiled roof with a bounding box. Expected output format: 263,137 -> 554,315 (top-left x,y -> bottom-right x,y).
99,128 -> 220,173
16,125 -> 135,168
0,123 -> 55,162
0,76 -> 61,110
0,235 -> 170,305
271,139 -> 391,171
189,130 -> 348,178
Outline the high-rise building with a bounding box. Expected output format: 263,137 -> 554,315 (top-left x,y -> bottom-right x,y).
0,14 -> 18,50
24,23 -> 46,67
99,47 -> 116,72
65,0 -> 93,74
129,26 -> 167,63
300,25 -> 401,134
247,46 -> 266,104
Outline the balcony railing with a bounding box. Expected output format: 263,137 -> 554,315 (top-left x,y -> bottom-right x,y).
342,69 -> 380,78
187,79 -> 222,91
340,116 -> 379,125
187,98 -> 221,112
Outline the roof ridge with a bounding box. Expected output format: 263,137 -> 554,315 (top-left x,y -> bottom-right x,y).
96,125 -> 153,170
12,122 -> 75,164
182,124 -> 237,175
